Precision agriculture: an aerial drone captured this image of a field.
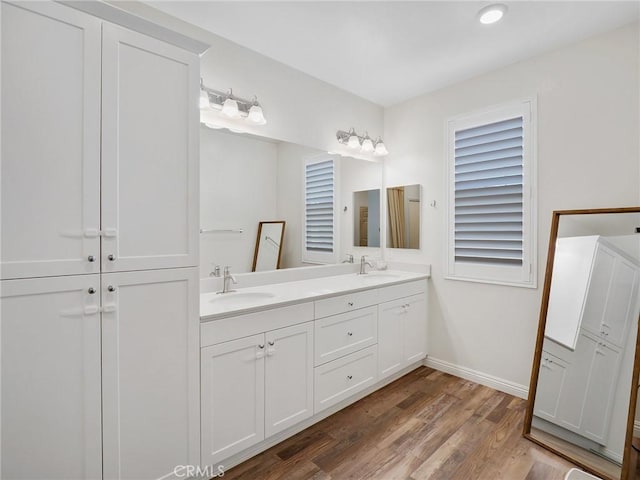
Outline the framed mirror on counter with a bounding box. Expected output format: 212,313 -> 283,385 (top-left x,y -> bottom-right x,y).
353,189 -> 381,247
387,184 -> 421,249
524,207 -> 640,480
252,221 -> 285,272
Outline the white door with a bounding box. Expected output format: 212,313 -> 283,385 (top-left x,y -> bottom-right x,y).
403,293 -> 428,364
378,300 -> 405,379
101,24 -> 199,273
1,275 -> 102,479
101,268 -> 200,480
265,322 -> 314,438
1,1 -> 101,280
582,340 -> 621,444
533,352 -> 570,423
201,335 -> 265,466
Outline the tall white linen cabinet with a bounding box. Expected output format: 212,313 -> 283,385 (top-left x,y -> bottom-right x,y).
1,2 -> 202,479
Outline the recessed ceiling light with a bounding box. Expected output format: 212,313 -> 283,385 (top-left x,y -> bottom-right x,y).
478,4 -> 507,25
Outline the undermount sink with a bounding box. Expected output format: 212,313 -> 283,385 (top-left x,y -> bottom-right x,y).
209,291 -> 276,305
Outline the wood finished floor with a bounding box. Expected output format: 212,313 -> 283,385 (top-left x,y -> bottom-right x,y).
223,367 -> 576,480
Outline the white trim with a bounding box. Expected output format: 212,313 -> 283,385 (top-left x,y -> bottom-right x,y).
424,356 -> 529,399
301,154 -> 339,265
445,97 -> 538,289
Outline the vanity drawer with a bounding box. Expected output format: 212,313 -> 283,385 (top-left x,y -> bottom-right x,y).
314,306 -> 377,365
377,280 -> 426,303
315,289 -> 379,319
314,345 -> 377,413
201,302 -> 314,347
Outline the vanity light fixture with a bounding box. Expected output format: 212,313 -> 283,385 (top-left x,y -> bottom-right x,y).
199,78 -> 267,128
336,128 -> 389,156
478,3 -> 507,24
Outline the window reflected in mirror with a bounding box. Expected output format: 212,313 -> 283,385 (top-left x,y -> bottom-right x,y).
353,189 -> 380,247
387,184 -> 421,249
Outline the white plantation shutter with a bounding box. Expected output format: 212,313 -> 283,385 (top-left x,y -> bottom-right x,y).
304,158 -> 336,263
454,116 -> 524,265
446,99 -> 536,287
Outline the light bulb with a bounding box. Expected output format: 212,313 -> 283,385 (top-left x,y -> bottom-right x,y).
221,97 -> 240,118
361,135 -> 374,153
374,138 -> 389,156
247,104 -> 267,125
199,89 -> 210,109
478,4 -> 507,24
347,129 -> 360,149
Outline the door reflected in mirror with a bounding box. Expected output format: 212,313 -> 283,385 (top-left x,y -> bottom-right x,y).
353,189 -> 380,247
387,184 -> 421,249
252,221 -> 285,272
524,208 -> 640,480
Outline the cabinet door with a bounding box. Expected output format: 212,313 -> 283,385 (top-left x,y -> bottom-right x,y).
101,24 -> 199,273
533,352 -> 570,423
201,335 -> 265,466
403,293 -> 428,363
601,256 -> 639,346
1,275 -> 102,479
265,322 -> 314,438
378,300 -> 405,380
582,341 -> 621,444
1,1 -> 101,280
581,245 -> 616,336
102,268 -> 200,480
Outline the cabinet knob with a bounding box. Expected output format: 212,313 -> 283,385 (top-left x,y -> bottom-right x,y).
107,285 -> 116,292
268,341 -> 275,346
107,254 -> 116,261
347,375 -> 353,380
258,344 -> 265,349
88,255 -> 95,262
88,287 -> 96,294
347,331 -> 353,336
347,302 -> 354,307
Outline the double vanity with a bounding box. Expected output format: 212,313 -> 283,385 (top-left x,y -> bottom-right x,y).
199,268 -> 429,470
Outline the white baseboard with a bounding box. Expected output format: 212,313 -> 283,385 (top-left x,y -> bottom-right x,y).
424,356 -> 529,399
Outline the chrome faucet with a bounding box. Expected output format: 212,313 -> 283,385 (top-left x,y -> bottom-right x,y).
342,254 -> 354,264
209,265 -> 221,277
217,266 -> 237,294
359,255 -> 375,275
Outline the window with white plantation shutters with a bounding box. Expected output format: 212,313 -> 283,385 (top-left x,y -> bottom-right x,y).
446,99 -> 537,287
303,157 -> 337,264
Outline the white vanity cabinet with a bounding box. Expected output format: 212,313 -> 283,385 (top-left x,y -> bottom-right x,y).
378,292 -> 428,380
201,309 -> 314,466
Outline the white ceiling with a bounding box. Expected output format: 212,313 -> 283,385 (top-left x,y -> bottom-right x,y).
147,1 -> 639,106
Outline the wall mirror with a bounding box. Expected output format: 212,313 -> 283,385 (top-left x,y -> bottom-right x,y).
386,184 -> 421,249
353,189 -> 380,247
524,207 -> 640,480
200,127 -> 383,276
252,221 -> 285,272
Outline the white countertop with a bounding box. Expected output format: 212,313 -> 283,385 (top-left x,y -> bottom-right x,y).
200,270 -> 428,321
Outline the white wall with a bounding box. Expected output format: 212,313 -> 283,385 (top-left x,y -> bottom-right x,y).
383,23 -> 640,393
109,1 -> 384,153
200,128 -> 278,274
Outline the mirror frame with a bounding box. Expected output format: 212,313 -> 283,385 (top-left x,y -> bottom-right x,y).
523,206 -> 640,480
251,221 -> 286,272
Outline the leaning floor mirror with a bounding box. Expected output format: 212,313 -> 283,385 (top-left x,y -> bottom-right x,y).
252,221 -> 285,272
524,207 -> 640,480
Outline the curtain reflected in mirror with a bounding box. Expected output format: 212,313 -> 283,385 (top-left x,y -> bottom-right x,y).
387,184 -> 421,249
252,221 -> 285,272
353,189 -> 380,247
524,208 -> 640,480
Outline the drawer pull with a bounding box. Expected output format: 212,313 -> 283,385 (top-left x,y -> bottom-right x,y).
347,331 -> 353,336
347,375 -> 353,380
347,302 -> 354,307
